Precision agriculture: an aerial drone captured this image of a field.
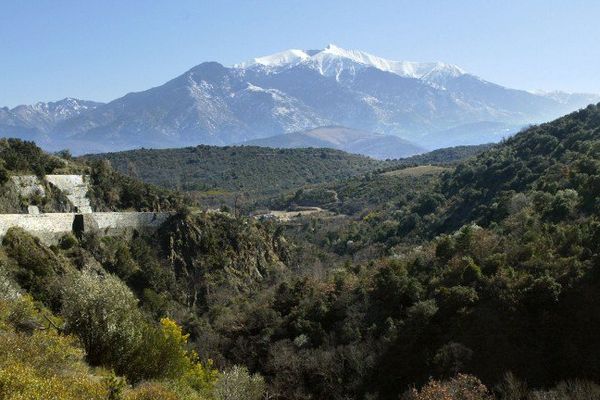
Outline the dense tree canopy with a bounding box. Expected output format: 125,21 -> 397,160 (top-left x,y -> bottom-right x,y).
1,104 -> 600,399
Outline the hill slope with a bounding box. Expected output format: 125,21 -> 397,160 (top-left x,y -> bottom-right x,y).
258,103 -> 600,396
282,103 -> 600,252
241,126 -> 426,159
3,105 -> 600,399
83,145 -> 385,204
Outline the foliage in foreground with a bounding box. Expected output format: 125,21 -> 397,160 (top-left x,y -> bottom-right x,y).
3,105 -> 600,399
0,236 -> 263,400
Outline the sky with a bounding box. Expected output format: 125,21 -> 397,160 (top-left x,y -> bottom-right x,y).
1,0 -> 599,107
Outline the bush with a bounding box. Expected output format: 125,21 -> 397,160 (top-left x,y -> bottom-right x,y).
0,163 -> 9,186
124,382 -> 180,400
2,227 -> 66,304
433,343 -> 474,377
407,374 -> 493,400
0,297 -> 109,400
61,270 -> 144,373
0,138 -> 65,176
59,233 -> 78,250
213,365 -> 265,400
530,380 -> 600,400
127,317 -> 218,389
0,362 -> 108,400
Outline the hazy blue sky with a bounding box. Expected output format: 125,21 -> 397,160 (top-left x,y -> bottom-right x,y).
2,0 -> 599,107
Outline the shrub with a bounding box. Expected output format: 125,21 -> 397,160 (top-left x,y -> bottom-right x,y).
127,317 -> 218,389
495,372 -> 528,400
0,297 -> 109,400
2,227 -> 66,303
407,374 -> 493,400
213,365 -> 265,400
124,382 -> 180,400
0,163 -> 9,185
61,270 -> 144,373
530,380 -> 600,400
0,362 -> 108,400
433,343 -> 474,377
59,233 -> 78,250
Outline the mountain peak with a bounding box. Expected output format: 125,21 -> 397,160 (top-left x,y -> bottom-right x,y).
234,45 -> 467,82
234,49 -> 311,69
3,46 -> 597,155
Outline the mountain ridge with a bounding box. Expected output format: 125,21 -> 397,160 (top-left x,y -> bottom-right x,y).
240,125 -> 426,159
1,45 -> 598,154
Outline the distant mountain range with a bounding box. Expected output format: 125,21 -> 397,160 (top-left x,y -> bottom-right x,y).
241,126 -> 426,159
1,44 -> 598,154
0,98 -> 102,145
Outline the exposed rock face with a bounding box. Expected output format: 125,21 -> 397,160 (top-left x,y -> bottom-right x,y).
160,213 -> 287,307
11,176 -> 46,198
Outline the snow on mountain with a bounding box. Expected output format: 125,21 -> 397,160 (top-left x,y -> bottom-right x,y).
236,49 -> 312,69
2,98 -> 100,132
236,44 -> 466,85
0,98 -> 103,149
1,45 -> 598,154
233,82 -> 330,134
530,90 -> 600,106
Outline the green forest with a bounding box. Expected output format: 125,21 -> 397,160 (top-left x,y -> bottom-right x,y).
84,143 -> 488,208
2,104 -> 600,399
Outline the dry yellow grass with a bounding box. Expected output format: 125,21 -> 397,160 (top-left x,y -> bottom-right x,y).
382,165 -> 451,177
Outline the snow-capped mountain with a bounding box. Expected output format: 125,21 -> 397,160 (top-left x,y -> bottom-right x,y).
0,98 -> 102,144
1,98 -> 102,129
1,45 -> 598,154
236,44 -> 465,85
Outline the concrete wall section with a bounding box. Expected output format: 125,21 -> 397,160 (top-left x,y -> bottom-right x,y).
90,212 -> 172,235
0,213 -> 75,245
0,212 -> 173,245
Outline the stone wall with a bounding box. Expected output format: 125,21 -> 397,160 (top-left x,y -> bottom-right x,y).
87,212 -> 172,236
0,212 -> 173,245
0,213 -> 76,245
0,174 -> 172,245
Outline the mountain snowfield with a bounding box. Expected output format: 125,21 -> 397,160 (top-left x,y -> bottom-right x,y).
236,44 -> 465,84
1,44 -> 598,155
0,98 -> 102,144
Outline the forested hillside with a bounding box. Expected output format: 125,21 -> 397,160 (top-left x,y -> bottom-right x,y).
2,104 -> 600,399
84,143 -> 490,208
391,143 -> 494,166
83,146 -> 385,205
258,104 -> 600,398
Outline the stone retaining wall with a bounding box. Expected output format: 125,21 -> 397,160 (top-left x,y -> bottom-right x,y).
1,174 -> 172,245
88,212 -> 172,235
0,212 -> 172,245
0,213 -> 76,245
